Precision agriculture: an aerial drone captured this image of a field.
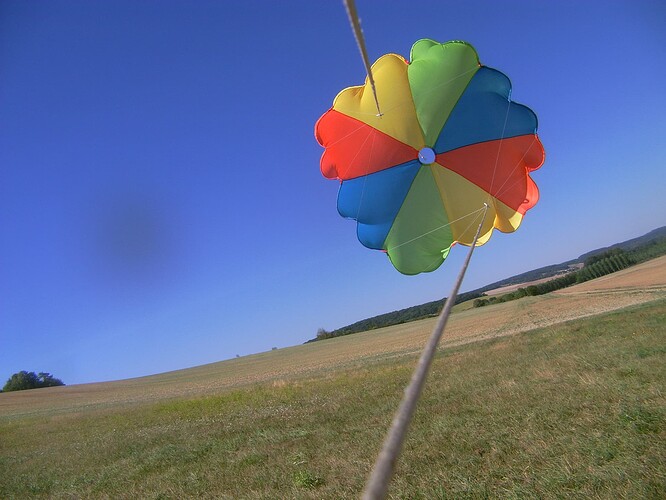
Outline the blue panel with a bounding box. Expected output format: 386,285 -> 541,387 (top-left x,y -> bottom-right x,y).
434,67 -> 538,153
337,161 -> 421,250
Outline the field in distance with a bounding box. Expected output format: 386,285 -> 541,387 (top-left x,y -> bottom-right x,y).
0,256 -> 664,498
2,255 -> 665,419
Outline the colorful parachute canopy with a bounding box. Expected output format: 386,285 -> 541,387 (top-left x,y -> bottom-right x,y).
315,39 -> 545,275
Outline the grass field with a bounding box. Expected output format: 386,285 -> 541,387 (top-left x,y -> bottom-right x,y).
1,257 -> 665,498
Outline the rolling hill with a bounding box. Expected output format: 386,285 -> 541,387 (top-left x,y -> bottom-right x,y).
311,226 -> 666,340
1,254 -> 664,498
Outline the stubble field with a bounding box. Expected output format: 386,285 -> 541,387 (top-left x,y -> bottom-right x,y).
1,256 -> 664,498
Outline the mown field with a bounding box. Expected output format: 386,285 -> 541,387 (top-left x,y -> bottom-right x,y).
1,257 -> 665,498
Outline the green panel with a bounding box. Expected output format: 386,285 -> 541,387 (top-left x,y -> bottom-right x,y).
385,166 -> 453,275
408,40 -> 479,147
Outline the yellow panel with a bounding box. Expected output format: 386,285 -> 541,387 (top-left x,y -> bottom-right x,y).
493,203 -> 524,233
331,54 -> 425,151
430,165 -> 525,246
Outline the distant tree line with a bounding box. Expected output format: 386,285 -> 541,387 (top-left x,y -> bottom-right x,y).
628,236 -> 666,264
2,371 -> 65,392
473,249 -> 635,308
575,248 -> 634,283
310,290 -> 483,342
309,234 -> 666,342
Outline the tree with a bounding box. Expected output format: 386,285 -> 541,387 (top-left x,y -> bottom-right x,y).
316,328 -> 332,340
37,372 -> 64,388
2,371 -> 64,392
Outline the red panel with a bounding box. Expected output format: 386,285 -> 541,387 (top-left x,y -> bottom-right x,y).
315,109 -> 418,181
436,135 -> 544,214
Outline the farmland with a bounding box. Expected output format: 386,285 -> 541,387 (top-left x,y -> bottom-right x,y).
1,256 -> 664,498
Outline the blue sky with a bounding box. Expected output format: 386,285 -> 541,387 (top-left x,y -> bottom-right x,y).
1,1 -> 664,385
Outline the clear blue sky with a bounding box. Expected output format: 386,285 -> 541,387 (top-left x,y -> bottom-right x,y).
2,1 -> 664,385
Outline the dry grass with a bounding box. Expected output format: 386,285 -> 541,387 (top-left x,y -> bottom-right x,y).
2,256 -> 664,419
1,300 -> 664,498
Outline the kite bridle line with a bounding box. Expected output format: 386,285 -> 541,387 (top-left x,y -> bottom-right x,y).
363,202 -> 489,500
386,205 -> 487,253
484,91 -> 513,215
343,0 -> 383,117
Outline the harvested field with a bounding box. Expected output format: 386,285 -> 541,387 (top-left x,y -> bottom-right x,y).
483,267 -> 580,296
1,258 -> 665,498
559,254 -> 666,293
2,256 -> 664,419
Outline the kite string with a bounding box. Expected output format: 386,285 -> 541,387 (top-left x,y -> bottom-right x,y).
334,65 -> 478,119
485,94 -> 512,210
387,205 -> 487,252
343,0 -> 382,117
492,136 -> 538,200
362,203 -> 489,500
415,207 -> 488,274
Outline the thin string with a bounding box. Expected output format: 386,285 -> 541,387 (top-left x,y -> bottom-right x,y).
362,203 -> 489,500
486,97 -> 512,207
339,126 -> 375,179
324,118 -> 371,149
386,206 -> 487,252
354,129 -> 378,218
343,0 -> 382,116
490,136 -> 538,200
414,206 -> 489,274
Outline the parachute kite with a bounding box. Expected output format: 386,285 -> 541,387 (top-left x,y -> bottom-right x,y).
316,39 -> 544,275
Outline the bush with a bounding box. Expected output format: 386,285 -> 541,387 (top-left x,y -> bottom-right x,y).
3,371 -> 65,392
316,328 -> 332,340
